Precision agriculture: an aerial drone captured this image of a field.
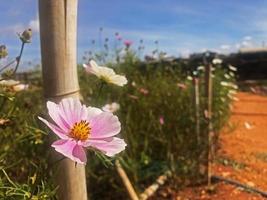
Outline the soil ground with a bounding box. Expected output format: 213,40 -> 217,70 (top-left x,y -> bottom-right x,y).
151,91 -> 267,200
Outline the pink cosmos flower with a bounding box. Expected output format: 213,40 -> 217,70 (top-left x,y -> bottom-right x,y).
177,83 -> 187,90
123,40 -> 133,48
38,98 -> 126,164
139,88 -> 149,95
159,116 -> 164,125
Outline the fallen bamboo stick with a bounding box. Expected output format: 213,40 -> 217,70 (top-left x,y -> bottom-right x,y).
139,170 -> 172,200
115,160 -> 139,200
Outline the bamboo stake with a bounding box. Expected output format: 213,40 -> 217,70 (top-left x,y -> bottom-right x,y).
193,76 -> 200,145
115,160 -> 139,200
204,62 -> 214,187
39,1 -> 87,199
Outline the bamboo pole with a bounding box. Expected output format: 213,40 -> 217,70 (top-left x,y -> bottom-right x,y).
39,1 -> 87,199
193,76 -> 200,145
204,62 -> 214,187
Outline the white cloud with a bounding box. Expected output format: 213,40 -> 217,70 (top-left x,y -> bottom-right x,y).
77,3 -> 267,58
0,17 -> 39,37
243,36 -> 252,41
0,24 -> 24,36
179,49 -> 191,58
235,43 -> 241,49
28,18 -> 39,33
219,44 -> 233,55
220,44 -> 230,50
241,40 -> 251,47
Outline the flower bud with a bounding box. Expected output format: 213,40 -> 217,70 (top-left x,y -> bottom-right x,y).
19,28 -> 32,43
0,45 -> 8,59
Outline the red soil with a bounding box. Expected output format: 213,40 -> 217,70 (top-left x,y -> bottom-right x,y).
212,92 -> 267,199
152,92 -> 267,199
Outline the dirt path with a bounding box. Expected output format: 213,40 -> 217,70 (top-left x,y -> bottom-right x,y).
152,92 -> 267,199
212,92 -> 267,199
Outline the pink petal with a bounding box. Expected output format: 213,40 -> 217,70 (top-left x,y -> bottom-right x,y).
52,139 -> 87,164
90,112 -> 121,139
80,104 -> 89,121
86,137 -> 126,157
58,98 -> 83,126
87,106 -> 102,121
47,101 -> 70,132
81,137 -> 113,146
89,60 -> 98,68
38,117 -> 68,139
72,145 -> 87,164
83,64 -> 93,74
83,62 -> 98,75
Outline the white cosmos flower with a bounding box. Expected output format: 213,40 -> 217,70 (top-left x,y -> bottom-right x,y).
197,66 -> 205,71
212,58 -> 222,65
230,83 -> 238,90
229,71 -> 235,77
0,79 -> 20,87
102,102 -> 120,113
228,65 -> 237,71
220,81 -> 229,87
13,84 -> 29,92
83,60 -> 127,86
224,74 -> 231,79
233,96 -> 239,101
228,89 -> 237,95
220,81 -> 238,89
187,76 -> 193,81
0,80 -> 29,92
227,93 -> 239,101
227,92 -> 233,98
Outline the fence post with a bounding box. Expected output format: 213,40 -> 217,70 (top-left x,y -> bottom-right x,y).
39,0 -> 88,199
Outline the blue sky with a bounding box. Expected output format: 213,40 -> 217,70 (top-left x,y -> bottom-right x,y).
1,0 -> 267,70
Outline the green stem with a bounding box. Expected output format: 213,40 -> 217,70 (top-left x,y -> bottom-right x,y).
0,59 -> 16,73
0,41 -> 25,81
96,82 -> 105,101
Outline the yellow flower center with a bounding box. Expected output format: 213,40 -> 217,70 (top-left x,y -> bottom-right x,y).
100,75 -> 111,84
69,120 -> 91,141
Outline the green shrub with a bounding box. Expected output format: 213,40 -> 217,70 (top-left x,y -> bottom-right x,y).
79,59 -> 236,199
0,57 -> 236,199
